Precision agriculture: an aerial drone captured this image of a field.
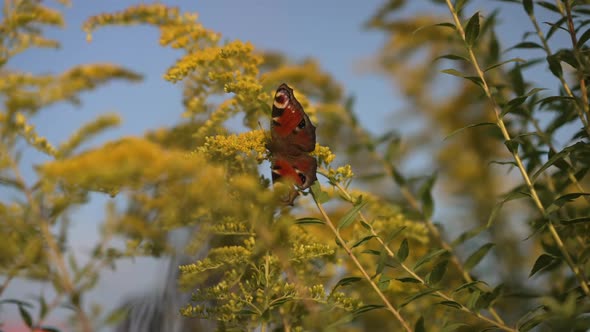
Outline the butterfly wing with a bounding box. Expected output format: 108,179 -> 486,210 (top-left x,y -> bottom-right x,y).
270,152 -> 318,205
270,83 -> 316,153
268,83 -> 318,205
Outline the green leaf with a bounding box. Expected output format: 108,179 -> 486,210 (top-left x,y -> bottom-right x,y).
397,238 -> 409,263
401,288 -> 440,308
559,216 -> 590,225
418,174 -> 436,219
455,0 -> 469,12
484,57 -> 525,72
464,12 -> 480,47
444,122 -> 497,140
310,182 -> 329,203
546,54 -> 563,78
529,253 -> 560,277
337,199 -> 368,230
438,300 -> 462,309
39,295 -> 48,320
523,0 -> 534,14
376,248 -> 388,275
415,316 -> 426,332
334,276 -> 363,288
39,327 -> 61,332
578,27 -> 590,46
537,1 -> 559,12
507,41 -> 544,51
295,217 -> 324,225
531,147 -> 572,182
546,193 -> 590,215
442,323 -> 469,332
504,139 -> 519,154
378,274 -> 392,291
464,243 -> 495,271
18,305 -> 33,328
453,280 -> 488,293
441,68 -> 465,78
413,22 -> 456,35
385,226 -> 407,244
536,95 -> 575,107
451,225 -> 486,247
434,54 -> 470,63
353,304 -> 386,316
390,165 -> 407,186
103,307 -> 129,324
413,249 -> 448,271
428,260 -> 448,285
488,191 -> 529,227
351,235 -> 377,249
396,277 -> 422,283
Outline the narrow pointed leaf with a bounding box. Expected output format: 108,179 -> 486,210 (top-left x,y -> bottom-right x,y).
529,254 -> 560,277
464,12 -> 480,47
351,235 -> 377,248
334,276 -> 363,288
397,238 -> 409,263
338,200 -> 368,230
464,243 -> 495,271
453,280 -> 488,293
401,288 -> 440,308
445,122 -> 497,140
434,54 -> 470,62
559,217 -> 590,225
413,249 -> 448,271
396,277 -> 421,283
428,260 -> 448,285
295,217 -> 324,225
353,304 -> 386,316
523,0 -> 534,14
546,193 -> 590,215
415,316 -> 426,332
484,57 -> 525,72
438,300 -> 462,309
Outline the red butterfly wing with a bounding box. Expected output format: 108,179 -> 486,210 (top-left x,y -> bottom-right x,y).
267,83 -> 318,204
270,153 -> 318,205
270,83 -> 316,153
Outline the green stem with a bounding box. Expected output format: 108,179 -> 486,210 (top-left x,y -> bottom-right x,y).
312,190 -> 413,332
444,0 -> 590,297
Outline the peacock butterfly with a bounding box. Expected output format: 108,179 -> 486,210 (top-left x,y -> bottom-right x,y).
267,83 -> 317,204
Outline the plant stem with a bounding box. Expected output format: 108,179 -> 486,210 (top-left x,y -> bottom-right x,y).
10,162 -> 94,332
312,191 -> 413,332
330,181 -> 517,332
444,0 -> 590,296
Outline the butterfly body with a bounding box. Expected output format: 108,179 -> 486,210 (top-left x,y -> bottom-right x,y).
267,83 -> 317,204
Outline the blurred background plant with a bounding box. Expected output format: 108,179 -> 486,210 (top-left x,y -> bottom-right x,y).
0,0 -> 589,331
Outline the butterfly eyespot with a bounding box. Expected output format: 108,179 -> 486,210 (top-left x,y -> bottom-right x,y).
273,91 -> 289,109
297,119 -> 306,129
298,172 -> 307,185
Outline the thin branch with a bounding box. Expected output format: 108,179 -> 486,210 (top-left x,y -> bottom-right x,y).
444,0 -> 590,296
311,190 -> 413,332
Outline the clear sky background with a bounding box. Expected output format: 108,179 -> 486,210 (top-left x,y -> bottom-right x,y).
2,0 -> 562,330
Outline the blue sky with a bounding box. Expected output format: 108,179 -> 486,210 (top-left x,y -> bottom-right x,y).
2,0 -> 565,329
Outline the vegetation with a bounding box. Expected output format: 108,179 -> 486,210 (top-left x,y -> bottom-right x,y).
1,0 -> 589,331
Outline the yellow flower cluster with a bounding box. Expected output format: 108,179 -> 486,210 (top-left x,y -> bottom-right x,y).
328,164 -> 354,184
165,40 -> 258,83
13,112 -> 57,156
84,4 -> 183,41
313,144 -> 336,165
198,129 -> 267,162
